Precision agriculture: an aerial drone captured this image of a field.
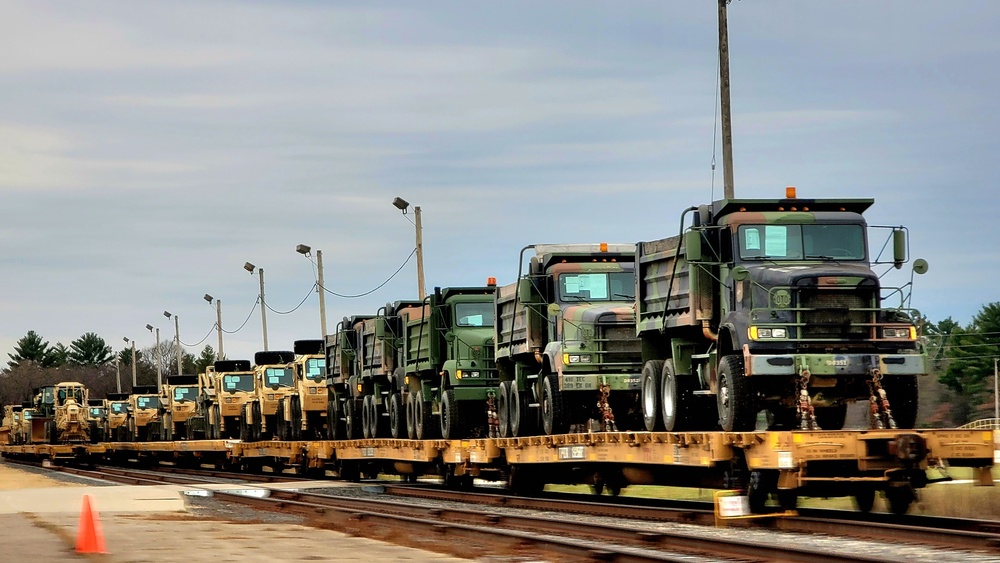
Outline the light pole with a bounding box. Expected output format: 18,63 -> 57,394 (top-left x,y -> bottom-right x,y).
392,196 -> 426,300
164,311 -> 182,375
204,294 -> 224,360
296,244 -> 328,338
146,324 -> 162,388
123,337 -> 137,387
244,262 -> 269,351
114,355 -> 121,394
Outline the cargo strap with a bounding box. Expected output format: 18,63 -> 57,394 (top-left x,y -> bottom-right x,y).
486,390 -> 500,438
796,368 -> 817,430
597,384 -> 617,432
867,368 -> 897,429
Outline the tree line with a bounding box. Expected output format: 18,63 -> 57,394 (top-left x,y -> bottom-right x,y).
1,330 -> 219,406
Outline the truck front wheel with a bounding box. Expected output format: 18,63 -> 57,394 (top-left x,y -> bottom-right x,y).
389,392 -> 405,439
717,355 -> 757,432
541,373 -> 567,435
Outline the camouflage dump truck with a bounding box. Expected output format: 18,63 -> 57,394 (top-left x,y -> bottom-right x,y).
87,399 -> 107,443
127,385 -> 163,441
324,316 -> 370,440
356,307 -> 417,439
401,287 -> 499,440
161,374 -> 201,440
104,393 -> 131,441
636,190 -> 927,432
495,244 -> 643,437
275,340 -> 327,440
205,360 -> 254,439
241,350 -> 296,441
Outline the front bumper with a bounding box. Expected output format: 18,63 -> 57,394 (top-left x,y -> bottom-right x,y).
747,353 -> 925,377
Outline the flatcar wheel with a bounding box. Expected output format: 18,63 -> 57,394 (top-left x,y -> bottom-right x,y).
853,486 -> 876,513
747,470 -> 776,513
885,486 -> 915,515
777,488 -> 798,511
497,381 -> 511,438
389,392 -> 404,439
640,360 -> 664,432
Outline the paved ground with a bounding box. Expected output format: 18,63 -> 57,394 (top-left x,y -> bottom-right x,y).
0,460 -> 470,562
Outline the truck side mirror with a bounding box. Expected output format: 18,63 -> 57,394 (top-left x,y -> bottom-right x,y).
912,258 -> 929,275
517,278 -> 534,302
444,331 -> 456,343
731,266 -> 750,281
547,303 -> 562,317
892,229 -> 907,269
374,318 -> 386,339
685,231 -> 703,262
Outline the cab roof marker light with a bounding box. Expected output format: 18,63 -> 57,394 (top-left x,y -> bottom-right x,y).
786,186 -> 797,198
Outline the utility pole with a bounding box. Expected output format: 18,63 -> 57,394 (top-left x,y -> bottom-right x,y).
994,357 -> 998,422
114,356 -> 121,394
316,250 -> 328,337
259,268 -> 269,351
206,294 -> 224,360
414,206 -> 426,300
718,0 -> 736,199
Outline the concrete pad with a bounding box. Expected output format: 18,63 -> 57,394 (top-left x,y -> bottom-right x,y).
0,485 -> 185,514
0,513 -> 78,560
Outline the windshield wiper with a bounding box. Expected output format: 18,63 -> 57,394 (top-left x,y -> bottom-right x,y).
805,255 -> 837,261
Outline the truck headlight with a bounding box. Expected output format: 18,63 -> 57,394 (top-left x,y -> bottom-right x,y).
750,327 -> 787,340
883,327 -> 916,339
562,354 -> 592,364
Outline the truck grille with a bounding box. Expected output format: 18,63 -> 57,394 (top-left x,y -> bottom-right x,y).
597,324 -> 642,369
799,290 -> 873,339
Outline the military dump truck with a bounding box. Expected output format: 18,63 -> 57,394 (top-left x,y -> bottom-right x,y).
127,385 -> 163,441
325,316 -> 370,440
161,374 -> 201,440
494,244 -> 643,437
241,351 -> 296,441
275,340 -> 327,440
401,286 -> 499,440
356,307 -> 416,440
636,190 -> 927,433
204,360 -> 254,439
104,393 -> 131,441
87,399 -> 107,443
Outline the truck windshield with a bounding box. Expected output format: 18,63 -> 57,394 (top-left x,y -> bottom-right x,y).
23,411 -> 33,420
42,388 -> 55,404
304,358 -> 326,382
89,408 -> 106,418
264,368 -> 294,387
738,224 -> 865,261
173,387 -> 197,402
454,302 -> 494,327
558,272 -> 634,303
110,402 -> 128,414
223,374 -> 255,392
136,397 -> 160,410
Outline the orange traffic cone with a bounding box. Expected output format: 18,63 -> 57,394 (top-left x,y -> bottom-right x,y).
75,494 -> 108,554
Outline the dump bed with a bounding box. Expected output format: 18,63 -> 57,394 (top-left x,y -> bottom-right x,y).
636,234 -> 709,334
401,302 -> 435,374
495,281 -> 544,359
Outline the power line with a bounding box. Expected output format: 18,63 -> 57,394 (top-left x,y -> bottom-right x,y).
222,297 -> 259,335
266,283 -> 316,315
179,323 -> 216,349
321,248 -> 416,299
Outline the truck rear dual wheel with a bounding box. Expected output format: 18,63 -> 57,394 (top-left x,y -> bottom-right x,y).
344,398 -> 359,440
327,398 -> 340,440
389,393 -> 405,439
717,355 -> 757,432
641,360 -> 665,431
497,381 -> 511,438
413,390 -> 435,440
362,396 -> 375,439
509,380 -> 534,437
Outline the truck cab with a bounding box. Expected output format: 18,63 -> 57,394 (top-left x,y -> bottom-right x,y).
161,374 -> 200,440
207,360 -> 254,439
243,350 -> 296,441
128,385 -> 163,441
104,393 -> 131,441
275,340 -> 328,440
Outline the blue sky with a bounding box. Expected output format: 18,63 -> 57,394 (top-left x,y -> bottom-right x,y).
2,1 -> 998,363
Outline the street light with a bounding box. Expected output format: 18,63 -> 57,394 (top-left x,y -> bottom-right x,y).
296,244 -> 328,338
244,262 -> 269,351
123,337 -> 137,387
204,294 -> 224,360
146,324 -> 162,388
163,311 -> 182,375
392,196 -> 426,300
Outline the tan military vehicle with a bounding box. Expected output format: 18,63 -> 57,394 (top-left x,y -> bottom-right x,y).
275,340 -> 328,440
203,360 -> 255,439
42,381 -> 91,444
104,393 -> 131,441
242,350 -> 296,441
86,399 -> 107,443
161,374 -> 200,440
127,385 -> 163,441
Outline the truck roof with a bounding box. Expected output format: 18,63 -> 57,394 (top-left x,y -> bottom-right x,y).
711,198 -> 874,218
532,243 -> 636,271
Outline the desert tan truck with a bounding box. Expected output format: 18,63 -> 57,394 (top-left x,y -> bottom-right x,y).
275,340 -> 327,440
242,350 -> 296,441
41,381 -> 91,444
205,359 -> 255,439
104,393 -> 131,441
161,374 -> 200,440
87,399 -> 107,443
127,385 -> 163,441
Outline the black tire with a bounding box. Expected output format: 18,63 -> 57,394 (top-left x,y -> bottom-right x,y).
541,373 -> 566,435
345,397 -> 359,440
662,359 -> 698,431
405,392 -> 417,440
361,395 -> 373,439
327,396 -> 340,440
276,402 -> 288,441
882,374 -> 918,429
46,420 -> 57,444
239,416 -> 249,442
414,390 -> 435,440
777,488 -> 798,511
389,392 -> 405,439
212,406 -> 222,440
440,389 -> 462,439
509,380 -> 534,437
853,486 -> 876,513
497,381 -> 511,438
290,396 -> 302,440
641,360 -> 664,432
252,403 -> 263,442
815,404 -> 848,430
717,355 -> 757,431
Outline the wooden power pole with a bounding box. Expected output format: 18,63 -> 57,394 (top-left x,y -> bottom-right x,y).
718,0 -> 735,199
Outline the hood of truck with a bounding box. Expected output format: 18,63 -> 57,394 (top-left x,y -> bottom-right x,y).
561,303 -> 635,325
743,262 -> 878,288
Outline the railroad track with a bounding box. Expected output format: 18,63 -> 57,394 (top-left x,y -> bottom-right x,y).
10,460 -> 996,562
